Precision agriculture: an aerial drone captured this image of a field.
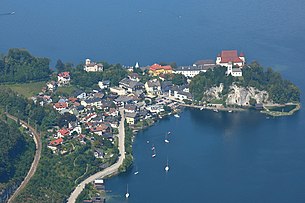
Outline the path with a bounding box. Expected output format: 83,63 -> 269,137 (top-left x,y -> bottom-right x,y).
67,108 -> 126,203
6,113 -> 42,203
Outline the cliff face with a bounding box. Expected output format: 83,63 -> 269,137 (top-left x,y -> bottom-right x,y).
203,84 -> 270,106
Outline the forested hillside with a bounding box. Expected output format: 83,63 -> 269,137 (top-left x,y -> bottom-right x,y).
0,119 -> 35,193
0,49 -> 51,83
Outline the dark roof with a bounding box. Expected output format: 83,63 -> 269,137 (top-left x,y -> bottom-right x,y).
125,112 -> 138,118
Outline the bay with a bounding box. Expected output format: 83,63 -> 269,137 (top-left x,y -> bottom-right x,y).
106,108 -> 305,203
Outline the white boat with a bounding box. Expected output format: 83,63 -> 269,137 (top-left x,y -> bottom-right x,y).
213,109 -> 219,112
165,159 -> 170,172
134,171 -> 139,175
168,131 -> 171,135
164,139 -> 170,143
151,145 -> 155,151
165,132 -> 170,143
152,148 -> 156,158
200,107 -> 204,110
10,12 -> 15,15
174,114 -> 180,118
228,110 -> 232,113
125,184 -> 130,198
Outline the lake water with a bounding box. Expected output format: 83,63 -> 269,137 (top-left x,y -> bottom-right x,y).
1,0 -> 305,202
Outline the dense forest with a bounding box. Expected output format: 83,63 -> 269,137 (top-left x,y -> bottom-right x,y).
0,119 -> 35,193
0,87 -> 57,131
190,62 -> 300,104
0,49 -> 51,83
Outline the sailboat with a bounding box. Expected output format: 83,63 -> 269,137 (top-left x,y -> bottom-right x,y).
164,134 -> 170,143
152,148 -> 156,158
134,166 -> 139,175
165,158 -> 170,172
151,144 -> 155,151
125,184 -> 130,198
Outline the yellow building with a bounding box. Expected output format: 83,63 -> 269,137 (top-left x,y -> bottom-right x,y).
149,63 -> 173,76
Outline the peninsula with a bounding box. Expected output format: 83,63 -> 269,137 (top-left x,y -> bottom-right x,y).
0,48 -> 300,202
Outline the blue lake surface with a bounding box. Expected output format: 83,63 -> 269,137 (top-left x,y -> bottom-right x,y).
1,0 -> 305,202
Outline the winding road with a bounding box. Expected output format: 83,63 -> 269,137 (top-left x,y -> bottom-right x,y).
6,113 -> 42,203
67,108 -> 126,203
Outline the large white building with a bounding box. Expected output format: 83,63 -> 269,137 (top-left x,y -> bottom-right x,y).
216,50 -> 245,68
226,62 -> 242,77
84,59 -> 103,72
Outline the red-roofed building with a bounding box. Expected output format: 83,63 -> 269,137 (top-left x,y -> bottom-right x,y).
216,50 -> 245,67
49,138 -> 64,146
57,128 -> 70,138
57,71 -> 70,86
54,102 -> 68,111
149,64 -> 173,76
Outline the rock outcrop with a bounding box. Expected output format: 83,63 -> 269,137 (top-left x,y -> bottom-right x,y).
203,84 -> 270,106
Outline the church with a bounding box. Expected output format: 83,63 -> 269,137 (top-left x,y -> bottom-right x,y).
216,50 -> 245,77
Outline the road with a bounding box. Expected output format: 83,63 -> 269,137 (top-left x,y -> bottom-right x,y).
6,113 -> 42,203
67,108 -> 126,203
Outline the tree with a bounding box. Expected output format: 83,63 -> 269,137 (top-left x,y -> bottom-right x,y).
172,74 -> 187,86
55,59 -> 66,73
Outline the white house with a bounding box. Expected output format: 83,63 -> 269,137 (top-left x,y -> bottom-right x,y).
84,59 -> 103,72
110,86 -> 126,95
98,80 -> 110,89
57,72 -> 70,86
216,50 -> 245,68
145,79 -> 162,97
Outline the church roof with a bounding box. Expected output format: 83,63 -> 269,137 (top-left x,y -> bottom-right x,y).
220,50 -> 243,63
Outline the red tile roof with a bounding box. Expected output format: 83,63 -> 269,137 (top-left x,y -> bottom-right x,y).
54,102 -> 68,109
58,72 -> 70,78
219,50 -> 243,63
49,138 -> 63,146
58,128 -> 70,136
150,64 -> 172,71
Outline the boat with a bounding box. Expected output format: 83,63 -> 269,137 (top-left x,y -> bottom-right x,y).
165,158 -> 170,172
228,110 -> 232,113
174,114 -> 180,118
200,107 -> 204,110
146,140 -> 150,144
125,184 -> 130,198
134,166 -> 139,175
164,132 -> 170,143
10,12 -> 15,15
213,109 -> 219,112
168,131 -> 171,135
151,144 -> 155,151
152,148 -> 156,158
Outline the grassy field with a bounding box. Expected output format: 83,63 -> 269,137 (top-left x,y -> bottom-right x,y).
0,81 -> 46,98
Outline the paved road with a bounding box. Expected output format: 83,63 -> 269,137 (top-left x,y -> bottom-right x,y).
6,113 -> 42,203
67,108 -> 126,203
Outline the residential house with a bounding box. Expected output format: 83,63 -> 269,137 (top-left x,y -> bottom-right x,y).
145,79 -> 162,97
46,81 -> 57,92
128,73 -> 140,82
81,98 -> 102,108
90,123 -> 111,136
57,72 -> 70,86
110,86 -> 126,95
84,58 -> 103,72
57,128 -> 70,138
48,137 -> 63,152
149,63 -> 173,76
74,90 -> 87,100
169,85 -> 192,101
114,95 -> 134,107
146,105 -> 164,114
94,149 -> 104,159
54,102 -> 68,111
98,80 -> 110,89
119,78 -> 144,93
125,112 -> 138,125
124,104 -> 137,113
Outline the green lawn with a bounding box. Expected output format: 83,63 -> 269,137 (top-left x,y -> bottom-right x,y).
1,81 -> 46,98
56,86 -> 77,96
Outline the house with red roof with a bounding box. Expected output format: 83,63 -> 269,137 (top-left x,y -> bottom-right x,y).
48,137 -> 64,152
57,128 -> 70,138
149,63 -> 173,76
216,50 -> 245,68
54,102 -> 68,111
57,71 -> 70,86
